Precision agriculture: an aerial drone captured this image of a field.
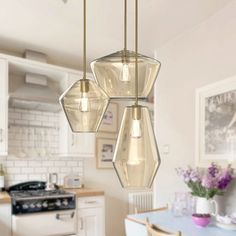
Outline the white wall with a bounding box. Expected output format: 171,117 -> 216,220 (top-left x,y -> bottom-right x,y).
83,101 -> 130,236
154,0 -> 236,212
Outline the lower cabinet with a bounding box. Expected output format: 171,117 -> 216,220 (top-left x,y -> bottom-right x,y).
77,196 -> 105,236
0,203 -> 11,236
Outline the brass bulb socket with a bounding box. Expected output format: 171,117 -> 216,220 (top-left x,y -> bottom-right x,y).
80,79 -> 89,93
132,105 -> 141,120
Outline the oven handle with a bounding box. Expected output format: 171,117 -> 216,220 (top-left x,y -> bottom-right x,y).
56,212 -> 75,221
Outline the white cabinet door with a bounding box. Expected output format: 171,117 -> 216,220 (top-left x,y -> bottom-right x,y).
0,203 -> 11,236
59,72 -> 95,158
78,207 -> 105,236
0,58 -> 8,156
77,196 -> 105,236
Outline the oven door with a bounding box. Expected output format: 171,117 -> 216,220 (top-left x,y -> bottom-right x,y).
12,210 -> 76,236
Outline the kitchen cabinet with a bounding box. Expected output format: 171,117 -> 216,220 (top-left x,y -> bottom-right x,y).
77,196 -> 105,236
59,73 -> 95,158
0,203 -> 11,236
0,58 -> 8,156
0,51 -> 97,158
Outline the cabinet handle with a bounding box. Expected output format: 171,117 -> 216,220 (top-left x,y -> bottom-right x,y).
85,200 -> 97,204
80,217 -> 84,230
56,212 -> 75,220
0,129 -> 3,143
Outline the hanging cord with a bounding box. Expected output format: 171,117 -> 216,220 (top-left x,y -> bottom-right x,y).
135,0 -> 138,105
83,0 -> 87,80
124,0 -> 127,52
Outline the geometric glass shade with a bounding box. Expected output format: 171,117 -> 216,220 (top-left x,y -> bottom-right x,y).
59,79 -> 109,133
90,50 -> 161,99
112,105 -> 161,189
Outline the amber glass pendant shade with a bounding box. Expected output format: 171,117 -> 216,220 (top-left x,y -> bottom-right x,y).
59,79 -> 109,133
112,105 -> 161,189
90,50 -> 161,99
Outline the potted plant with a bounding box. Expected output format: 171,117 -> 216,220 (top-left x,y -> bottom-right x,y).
176,163 -> 234,215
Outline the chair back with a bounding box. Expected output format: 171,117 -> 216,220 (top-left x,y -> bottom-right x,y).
145,219 -> 181,236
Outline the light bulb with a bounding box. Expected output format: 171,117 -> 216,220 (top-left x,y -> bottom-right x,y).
79,92 -> 90,112
130,119 -> 142,138
119,63 -> 130,82
127,118 -> 144,165
127,137 -> 144,165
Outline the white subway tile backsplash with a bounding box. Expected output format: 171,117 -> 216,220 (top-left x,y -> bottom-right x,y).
67,161 -> 77,167
48,167 -> 60,173
48,116 -> 58,122
29,110 -> 42,115
36,115 -> 48,122
10,140 -> 21,147
6,108 -> 84,187
28,161 -> 42,167
34,167 -> 47,173
9,112 -> 21,119
15,119 -> 28,125
29,120 -> 42,126
60,167 -> 71,173
73,167 -> 83,173
14,161 -> 28,167
21,167 -> 34,174
22,113 -> 35,121
55,161 -> 66,167
6,161 -> 14,167
14,174 -> 28,181
7,167 -> 20,174
42,122 -> 55,127
29,174 -> 42,181
42,161 -> 54,167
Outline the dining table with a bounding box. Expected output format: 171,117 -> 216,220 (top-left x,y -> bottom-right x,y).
125,210 -> 236,236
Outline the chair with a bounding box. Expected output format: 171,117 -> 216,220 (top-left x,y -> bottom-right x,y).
145,218 -> 181,236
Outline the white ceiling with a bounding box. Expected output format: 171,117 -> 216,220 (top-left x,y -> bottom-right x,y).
0,0 -> 233,70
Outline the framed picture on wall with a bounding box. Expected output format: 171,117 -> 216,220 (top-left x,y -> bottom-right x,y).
99,103 -> 118,133
195,76 -> 236,168
96,137 -> 116,169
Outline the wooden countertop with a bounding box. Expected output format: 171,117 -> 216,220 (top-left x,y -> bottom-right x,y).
63,188 -> 105,197
0,192 -> 11,203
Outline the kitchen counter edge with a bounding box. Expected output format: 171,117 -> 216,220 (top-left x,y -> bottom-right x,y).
64,188 -> 105,197
0,192 -> 11,203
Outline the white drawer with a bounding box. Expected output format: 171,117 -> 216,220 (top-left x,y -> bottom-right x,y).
77,196 -> 104,209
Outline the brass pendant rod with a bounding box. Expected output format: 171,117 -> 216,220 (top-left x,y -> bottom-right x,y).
83,0 -> 87,80
135,0 -> 138,106
124,0 -> 127,52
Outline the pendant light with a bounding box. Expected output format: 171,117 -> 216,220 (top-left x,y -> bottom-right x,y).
59,0 -> 109,133
90,0 -> 161,99
112,0 -> 161,189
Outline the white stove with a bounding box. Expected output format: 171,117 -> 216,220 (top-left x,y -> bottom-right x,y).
8,181 -> 77,236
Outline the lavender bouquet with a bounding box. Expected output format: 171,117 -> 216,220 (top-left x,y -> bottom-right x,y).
176,163 -> 234,199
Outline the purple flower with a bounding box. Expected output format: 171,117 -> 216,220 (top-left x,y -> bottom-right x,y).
190,170 -> 200,182
217,169 -> 233,190
176,167 -> 200,183
177,163 -> 234,198
201,174 -> 218,189
208,163 -> 219,177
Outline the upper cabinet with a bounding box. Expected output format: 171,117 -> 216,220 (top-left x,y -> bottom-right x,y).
59,73 -> 95,158
0,52 -> 95,159
0,58 -> 8,156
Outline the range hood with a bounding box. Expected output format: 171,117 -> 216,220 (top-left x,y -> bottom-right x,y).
9,73 -> 60,112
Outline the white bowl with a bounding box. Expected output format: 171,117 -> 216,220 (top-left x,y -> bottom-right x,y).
215,222 -> 236,231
